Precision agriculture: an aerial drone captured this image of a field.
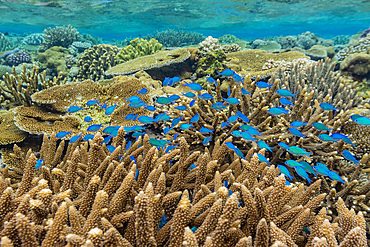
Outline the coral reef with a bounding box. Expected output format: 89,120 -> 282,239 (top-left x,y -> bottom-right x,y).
221,43 -> 241,53
198,36 -> 222,54
0,64 -> 65,109
0,133 -> 367,246
218,34 -> 241,44
106,48 -> 191,78
335,34 -> 370,61
21,33 -> 44,46
0,110 -> 28,145
0,33 -> 13,52
38,46 -> 69,76
340,52 -> 370,80
6,50 -> 31,66
332,35 -> 351,45
41,25 -> 80,50
70,41 -> 92,53
77,44 -> 119,81
116,38 -> 163,64
144,29 -> 205,47
79,33 -> 103,45
195,50 -> 227,78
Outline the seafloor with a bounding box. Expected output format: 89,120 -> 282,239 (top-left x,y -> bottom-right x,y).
0,26 -> 369,246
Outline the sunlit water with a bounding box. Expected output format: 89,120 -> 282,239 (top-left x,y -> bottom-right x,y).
0,0 -> 369,39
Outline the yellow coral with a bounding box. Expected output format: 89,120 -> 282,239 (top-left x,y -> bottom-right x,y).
117,38 -> 163,63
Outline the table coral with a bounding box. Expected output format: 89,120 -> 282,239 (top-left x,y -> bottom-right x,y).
116,38 -> 163,63
0,133 -> 367,246
77,44 -> 119,81
0,110 -> 27,145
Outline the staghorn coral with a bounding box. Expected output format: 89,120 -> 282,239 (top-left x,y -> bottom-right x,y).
0,64 -> 65,109
275,57 -> 362,110
144,29 -> 205,47
116,38 -> 163,63
77,44 -> 119,81
0,133 -> 367,246
41,25 -> 80,50
105,48 -> 191,78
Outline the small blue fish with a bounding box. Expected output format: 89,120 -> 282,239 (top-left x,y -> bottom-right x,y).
276,89 -> 296,98
257,140 -> 273,152
35,159 -> 43,170
217,69 -> 235,76
165,145 -> 178,153
155,113 -> 171,121
232,73 -> 243,83
239,124 -> 256,131
102,136 -> 112,144
277,165 -> 294,181
354,116 -> 370,126
240,131 -> 256,141
189,164 -> 197,170
257,153 -> 270,165
241,87 -> 251,96
157,97 -> 173,105
190,114 -> 200,123
173,133 -> 179,140
183,81 -> 203,91
327,171 -> 345,184
174,105 -> 187,111
103,126 -> 120,134
138,116 -> 157,124
211,102 -> 227,110
206,77 -> 215,84
132,132 -> 145,138
298,161 -> 317,176
98,103 -> 107,109
231,130 -> 241,138
125,114 -> 135,120
223,97 -> 240,105
106,145 -> 116,153
144,106 -> 156,111
318,134 -> 337,142
330,133 -> 355,146
137,88 -> 148,95
225,142 -> 236,150
290,121 -> 307,128
135,169 -> 139,181
180,123 -> 192,130
84,116 -> 92,122
294,166 -> 312,184
279,97 -> 294,106
313,163 -> 330,176
287,146 -> 311,156
285,160 -> 304,168
126,96 -> 141,102
313,123 -> 332,131
227,87 -> 231,97
86,100 -> 99,106
83,134 -> 94,141
256,81 -> 273,88
182,92 -> 196,98
278,142 -> 290,150
87,124 -> 103,132
105,105 -> 117,115
319,103 -> 339,111
203,136 -> 212,146
149,138 -> 171,148
236,111 -> 249,123
288,128 -> 306,138
70,133 -> 82,143
67,106 -> 83,113
129,102 -> 146,108
128,98 -> 144,105
227,115 -> 238,123
130,125 -> 146,131
268,107 -> 289,116
199,93 -> 214,100
163,77 -> 170,86
169,76 -> 181,86
199,127 -> 213,134
56,131 -> 72,138
221,122 -> 230,128
342,150 -> 359,166
168,95 -> 180,101
350,114 -> 363,121
189,99 -> 196,107
163,127 -> 172,135
171,116 -> 183,127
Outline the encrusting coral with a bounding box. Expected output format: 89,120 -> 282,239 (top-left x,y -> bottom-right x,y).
0,132 -> 367,246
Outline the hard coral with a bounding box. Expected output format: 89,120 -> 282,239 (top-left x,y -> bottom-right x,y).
340,52 -> 370,80
38,46 -> 69,76
144,29 -> 205,47
41,25 -> 80,50
0,33 -> 13,52
335,34 -> 370,61
77,44 -> 119,81
198,36 -> 222,54
0,110 -> 27,145
116,38 -> 163,63
6,50 -> 31,66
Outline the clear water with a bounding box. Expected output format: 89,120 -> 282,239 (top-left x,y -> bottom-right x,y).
0,0 -> 369,40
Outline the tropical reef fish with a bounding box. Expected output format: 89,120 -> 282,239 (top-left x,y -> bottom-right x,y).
278,142 -> 290,150
255,81 -> 273,88
257,140 -> 273,153
279,97 -> 294,106
313,122 -> 332,131
56,131 -> 71,138
183,81 -> 203,91
149,138 -> 171,148
189,99 -> 196,107
290,121 -> 307,128
83,134 -> 94,141
86,100 -> 99,106
257,153 -> 270,165
221,122 -> 230,128
105,104 -> 117,115
67,106 -> 83,113
180,123 -> 192,130
106,145 -> 116,153
276,89 -> 296,98
182,92 -> 196,98
330,133 -> 355,146
217,69 -> 235,76
199,127 -> 213,134
155,113 -> 171,121
162,77 -> 170,86
298,161 -> 316,176
84,116 -> 92,122
138,116 -> 157,124
236,111 -> 249,123
294,166 -> 312,184
227,115 -> 238,123
137,88 -> 148,95
342,150 -> 359,166
169,76 -> 181,86
277,165 -> 294,181
268,107 -> 289,116
353,116 -> 370,126
157,97 -> 173,105
287,146 -> 311,157
211,102 -> 227,110
225,142 -> 244,158
103,126 -> 120,134
203,136 -> 212,146
288,128 -> 306,138
285,160 -> 303,168
223,97 -> 240,105
318,134 -> 337,142
240,132 -> 256,141
144,106 -> 156,111
35,159 -> 43,170
199,93 -> 214,100
319,103 -> 339,111
206,77 -> 215,84
70,133 -> 82,143
232,73 -> 243,83
241,87 -> 251,96
87,124 -> 103,132
327,170 -> 345,184
168,95 -> 180,101
190,114 -> 200,123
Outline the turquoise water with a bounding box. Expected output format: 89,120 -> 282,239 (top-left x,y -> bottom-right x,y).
0,0 -> 369,39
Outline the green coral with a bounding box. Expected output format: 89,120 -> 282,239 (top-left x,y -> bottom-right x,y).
195,50 -> 227,78
38,46 -> 69,76
116,38 -> 163,63
218,34 -> 241,44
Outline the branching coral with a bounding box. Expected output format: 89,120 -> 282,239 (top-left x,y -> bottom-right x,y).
335,34 -> 370,61
116,38 -> 163,63
41,25 -> 80,50
77,44 -> 119,81
144,29 -> 205,47
0,133 -> 367,246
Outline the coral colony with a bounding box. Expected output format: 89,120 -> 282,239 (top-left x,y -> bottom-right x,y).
0,25 -> 369,247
